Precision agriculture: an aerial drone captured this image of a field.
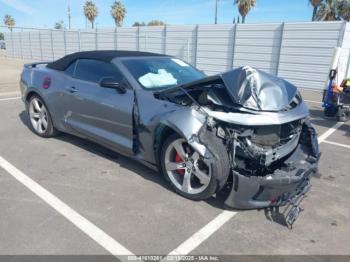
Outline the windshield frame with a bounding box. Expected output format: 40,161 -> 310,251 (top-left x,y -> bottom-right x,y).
118,56 -> 206,91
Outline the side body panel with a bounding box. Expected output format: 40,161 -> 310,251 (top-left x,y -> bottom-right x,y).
62,77 -> 134,155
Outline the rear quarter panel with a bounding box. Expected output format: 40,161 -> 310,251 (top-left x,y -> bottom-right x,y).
20,65 -> 67,131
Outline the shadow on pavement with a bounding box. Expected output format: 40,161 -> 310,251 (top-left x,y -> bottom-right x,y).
19,110 -> 229,210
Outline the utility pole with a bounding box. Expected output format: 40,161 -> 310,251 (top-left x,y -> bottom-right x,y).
215,0 -> 219,24
67,1 -> 71,29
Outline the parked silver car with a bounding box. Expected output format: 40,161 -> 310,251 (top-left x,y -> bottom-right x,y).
20,51 -> 319,218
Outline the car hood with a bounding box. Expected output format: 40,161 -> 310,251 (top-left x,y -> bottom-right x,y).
158,66 -> 299,112
221,66 -> 297,111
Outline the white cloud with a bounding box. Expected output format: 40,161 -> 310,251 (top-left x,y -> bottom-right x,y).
1,0 -> 35,15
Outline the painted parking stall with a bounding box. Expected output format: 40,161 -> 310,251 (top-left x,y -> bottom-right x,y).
0,75 -> 349,256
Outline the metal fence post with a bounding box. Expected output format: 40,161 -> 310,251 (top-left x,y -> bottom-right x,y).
78,30 -> 81,51
163,25 -> 167,54
193,25 -> 199,67
137,26 -> 140,51
114,27 -> 118,50
186,39 -> 190,62
19,29 -> 23,59
145,34 -> 147,51
95,28 -> 98,50
231,24 -> 238,70
28,31 -> 33,60
50,29 -> 55,60
275,22 -> 285,77
63,29 -> 67,55
10,30 -> 14,58
39,30 -> 43,60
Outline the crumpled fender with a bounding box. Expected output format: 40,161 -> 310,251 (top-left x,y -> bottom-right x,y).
158,107 -> 213,158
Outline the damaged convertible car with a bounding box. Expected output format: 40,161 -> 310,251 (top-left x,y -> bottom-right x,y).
20,51 -> 320,214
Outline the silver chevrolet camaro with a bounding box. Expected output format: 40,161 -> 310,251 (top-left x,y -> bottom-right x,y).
20,51 -> 320,220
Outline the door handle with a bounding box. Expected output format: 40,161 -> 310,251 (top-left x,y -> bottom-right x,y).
67,86 -> 78,93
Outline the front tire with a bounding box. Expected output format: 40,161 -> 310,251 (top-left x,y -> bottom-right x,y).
27,95 -> 58,138
160,133 -> 229,201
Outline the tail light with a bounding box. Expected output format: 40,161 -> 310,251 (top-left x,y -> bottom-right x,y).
42,77 -> 51,89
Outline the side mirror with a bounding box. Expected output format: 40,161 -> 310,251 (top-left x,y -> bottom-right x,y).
100,77 -> 126,94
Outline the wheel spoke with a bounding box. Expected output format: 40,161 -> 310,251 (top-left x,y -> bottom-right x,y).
32,113 -> 40,119
33,99 -> 41,112
37,119 -> 43,133
41,117 -> 48,129
165,161 -> 185,171
191,152 -> 200,161
172,140 -> 186,160
193,169 -> 210,185
182,171 -> 192,193
32,118 -> 39,130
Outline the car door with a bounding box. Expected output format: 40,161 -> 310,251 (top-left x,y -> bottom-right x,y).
63,58 -> 134,155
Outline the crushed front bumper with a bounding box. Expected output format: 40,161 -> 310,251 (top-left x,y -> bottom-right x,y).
224,121 -> 320,210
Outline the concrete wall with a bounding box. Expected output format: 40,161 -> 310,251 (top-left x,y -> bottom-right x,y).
3,21 -> 349,90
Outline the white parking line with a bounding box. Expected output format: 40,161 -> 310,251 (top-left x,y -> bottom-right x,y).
166,210 -> 236,256
323,140 -> 350,149
0,97 -> 21,102
318,122 -> 344,143
304,99 -> 322,104
0,156 -> 134,257
167,121 -> 344,256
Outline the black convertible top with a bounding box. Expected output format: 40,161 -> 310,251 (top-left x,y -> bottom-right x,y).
46,50 -> 167,71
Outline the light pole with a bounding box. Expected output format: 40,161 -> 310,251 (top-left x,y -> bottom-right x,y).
215,0 -> 219,24
67,1 -> 71,29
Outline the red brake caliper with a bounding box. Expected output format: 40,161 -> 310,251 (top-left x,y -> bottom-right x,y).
175,152 -> 185,176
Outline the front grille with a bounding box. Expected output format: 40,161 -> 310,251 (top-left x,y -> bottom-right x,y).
250,120 -> 302,148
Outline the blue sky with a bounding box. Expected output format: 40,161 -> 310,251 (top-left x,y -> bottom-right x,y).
0,0 -> 314,29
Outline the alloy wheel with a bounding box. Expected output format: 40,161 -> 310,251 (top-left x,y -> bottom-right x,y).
164,138 -> 212,195
29,97 -> 49,134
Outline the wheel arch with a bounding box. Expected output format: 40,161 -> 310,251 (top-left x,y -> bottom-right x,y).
25,90 -> 43,110
154,124 -> 178,166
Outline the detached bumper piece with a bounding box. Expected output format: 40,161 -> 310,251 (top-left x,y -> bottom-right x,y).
225,121 -> 320,210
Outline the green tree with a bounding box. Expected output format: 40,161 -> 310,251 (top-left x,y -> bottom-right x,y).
54,21 -> 65,29
3,15 -> 15,31
132,21 -> 146,27
147,20 -> 165,26
84,1 -> 98,29
312,0 -> 350,21
0,32 -> 4,40
336,0 -> 350,21
111,1 -> 127,27
309,0 -> 322,21
234,0 -> 256,23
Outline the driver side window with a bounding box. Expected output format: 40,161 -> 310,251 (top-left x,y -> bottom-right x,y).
74,59 -> 123,84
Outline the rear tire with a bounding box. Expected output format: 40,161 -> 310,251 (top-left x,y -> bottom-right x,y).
27,95 -> 58,138
160,133 -> 230,201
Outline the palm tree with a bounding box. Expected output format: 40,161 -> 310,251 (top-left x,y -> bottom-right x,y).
3,15 -> 15,31
312,0 -> 350,21
111,1 -> 127,27
84,1 -> 98,29
337,0 -> 350,21
234,0 -> 256,23
309,0 -> 322,21
315,0 -> 339,21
